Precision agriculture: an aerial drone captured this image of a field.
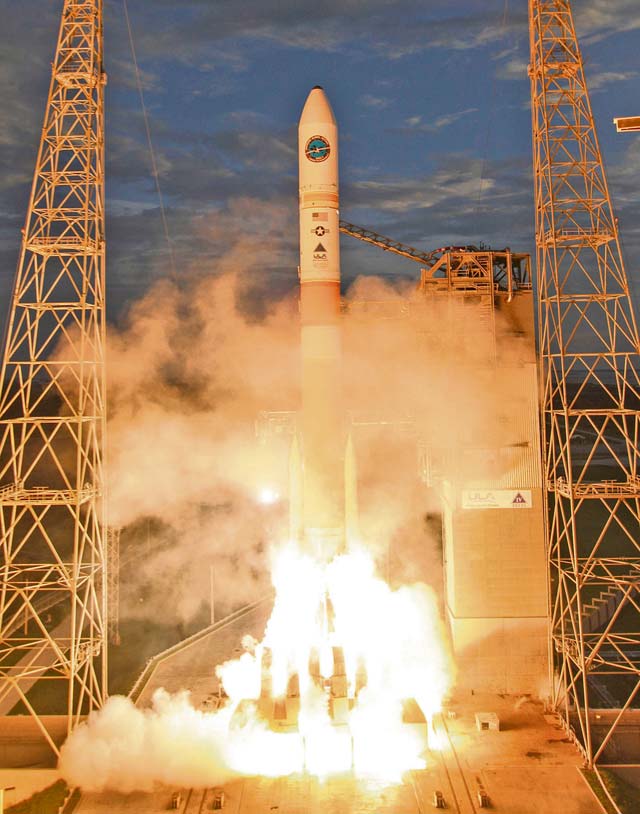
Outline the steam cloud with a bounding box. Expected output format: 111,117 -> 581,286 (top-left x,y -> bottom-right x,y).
56,198 -> 531,791
104,262 -> 523,621
59,691 -> 236,792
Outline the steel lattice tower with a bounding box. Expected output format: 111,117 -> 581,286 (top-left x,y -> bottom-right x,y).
529,0 -> 640,766
0,0 -> 106,755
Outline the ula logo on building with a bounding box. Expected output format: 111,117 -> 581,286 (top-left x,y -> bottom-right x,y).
305,135 -> 331,162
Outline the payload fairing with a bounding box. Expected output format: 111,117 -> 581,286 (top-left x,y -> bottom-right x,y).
292,86 -> 357,558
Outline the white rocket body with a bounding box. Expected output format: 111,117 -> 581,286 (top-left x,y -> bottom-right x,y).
296,86 -> 346,558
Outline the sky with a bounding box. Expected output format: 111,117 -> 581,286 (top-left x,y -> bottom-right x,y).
2,0 -> 640,324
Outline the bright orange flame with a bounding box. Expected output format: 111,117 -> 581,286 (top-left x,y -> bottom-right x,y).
216,545 -> 452,781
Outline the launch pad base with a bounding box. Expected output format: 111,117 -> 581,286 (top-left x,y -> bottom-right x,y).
70,606 -> 602,814
74,693 -> 603,814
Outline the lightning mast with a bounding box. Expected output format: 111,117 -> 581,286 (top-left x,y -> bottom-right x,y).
529,0 -> 640,765
0,0 -> 107,754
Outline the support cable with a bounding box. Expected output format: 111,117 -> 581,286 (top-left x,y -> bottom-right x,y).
122,0 -> 177,278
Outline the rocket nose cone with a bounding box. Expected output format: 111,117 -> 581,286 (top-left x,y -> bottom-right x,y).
300,86 -> 336,127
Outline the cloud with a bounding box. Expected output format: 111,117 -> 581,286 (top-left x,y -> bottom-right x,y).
347,155 -> 493,214
360,94 -> 391,110
109,56 -> 161,94
496,58 -> 528,81
577,0 -> 640,42
401,110 -> 481,133
110,0 -> 522,65
586,69 -> 638,91
495,55 -> 637,91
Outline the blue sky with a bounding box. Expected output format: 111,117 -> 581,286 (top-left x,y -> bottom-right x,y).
2,0 -> 640,323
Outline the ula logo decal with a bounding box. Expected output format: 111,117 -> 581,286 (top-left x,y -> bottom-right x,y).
305,135 -> 330,162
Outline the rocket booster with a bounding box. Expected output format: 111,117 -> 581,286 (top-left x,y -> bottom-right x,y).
296,86 -> 346,558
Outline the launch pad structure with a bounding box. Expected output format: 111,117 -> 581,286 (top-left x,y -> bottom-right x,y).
0,2 -> 639,812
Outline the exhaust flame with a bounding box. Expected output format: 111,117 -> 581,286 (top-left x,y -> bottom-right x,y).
60,544 -> 452,790
217,545 -> 451,779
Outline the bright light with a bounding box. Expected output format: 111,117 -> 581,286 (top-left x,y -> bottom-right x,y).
214,545 -> 453,781
428,720 -> 447,751
258,487 -> 279,505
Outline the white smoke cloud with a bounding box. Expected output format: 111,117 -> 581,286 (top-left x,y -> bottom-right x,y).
59,691 -> 235,792
95,199 -> 300,628
100,237 -> 529,623
56,198 -> 537,793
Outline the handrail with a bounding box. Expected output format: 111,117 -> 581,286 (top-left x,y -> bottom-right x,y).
128,593 -> 273,704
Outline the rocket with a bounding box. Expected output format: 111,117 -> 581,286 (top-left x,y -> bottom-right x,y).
291,86 -> 358,559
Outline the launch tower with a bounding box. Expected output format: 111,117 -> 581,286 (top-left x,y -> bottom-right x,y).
530,0 -> 640,766
0,0 -> 107,755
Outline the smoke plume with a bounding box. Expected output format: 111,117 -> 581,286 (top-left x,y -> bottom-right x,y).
56,198 -> 534,791
59,691 -> 235,792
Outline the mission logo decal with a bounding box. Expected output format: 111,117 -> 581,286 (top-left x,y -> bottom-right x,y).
305,135 -> 331,162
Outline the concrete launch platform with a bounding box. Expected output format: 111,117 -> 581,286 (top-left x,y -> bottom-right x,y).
73,603 -> 602,814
